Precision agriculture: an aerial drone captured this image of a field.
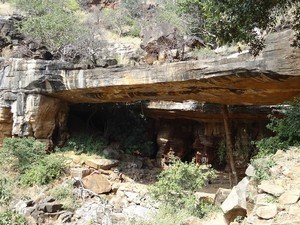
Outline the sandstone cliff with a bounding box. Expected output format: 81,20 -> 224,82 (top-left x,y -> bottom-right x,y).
0,29 -> 299,146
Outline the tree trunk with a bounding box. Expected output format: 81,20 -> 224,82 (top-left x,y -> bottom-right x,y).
221,104 -> 238,186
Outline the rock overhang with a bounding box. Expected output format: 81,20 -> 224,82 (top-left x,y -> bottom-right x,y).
0,29 -> 299,106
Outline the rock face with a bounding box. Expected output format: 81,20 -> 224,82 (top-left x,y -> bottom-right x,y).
0,29 -> 299,147
0,107 -> 12,146
10,94 -> 69,148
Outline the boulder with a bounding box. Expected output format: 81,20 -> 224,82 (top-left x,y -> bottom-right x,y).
140,22 -> 183,57
221,177 -> 249,223
214,188 -> 232,207
278,190 -> 300,205
245,164 -> 255,177
256,204 -> 278,219
82,173 -> 112,194
85,158 -> 119,170
258,182 -> 285,197
70,167 -> 91,179
37,203 -> 63,213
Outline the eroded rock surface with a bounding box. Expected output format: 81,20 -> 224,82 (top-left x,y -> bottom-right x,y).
0,30 -> 299,107
0,107 -> 12,146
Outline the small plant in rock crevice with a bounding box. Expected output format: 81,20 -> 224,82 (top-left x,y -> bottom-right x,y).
250,155 -> 276,183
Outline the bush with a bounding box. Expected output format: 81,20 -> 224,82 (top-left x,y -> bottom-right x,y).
256,100 -> 300,156
60,133 -> 107,155
250,155 -> 276,182
150,157 -> 215,218
101,7 -> 141,37
10,0 -> 105,62
50,182 -> 73,201
20,154 -> 65,186
14,0 -> 87,53
0,137 -> 46,173
0,210 -> 26,225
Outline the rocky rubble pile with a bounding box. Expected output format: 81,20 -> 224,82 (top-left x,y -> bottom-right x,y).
14,152 -> 158,225
221,147 -> 300,225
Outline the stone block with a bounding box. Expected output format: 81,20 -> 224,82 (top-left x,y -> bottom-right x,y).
37,203 -> 63,213
256,204 -> 277,219
85,158 -> 119,170
279,190 -> 300,205
70,167 -> 91,179
82,173 -> 112,194
258,182 -> 285,197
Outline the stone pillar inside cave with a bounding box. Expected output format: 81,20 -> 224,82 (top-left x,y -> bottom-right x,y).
0,107 -> 13,146
10,93 -> 69,149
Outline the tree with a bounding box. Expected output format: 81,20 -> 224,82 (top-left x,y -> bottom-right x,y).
158,0 -> 300,55
11,0 -> 82,50
10,0 -> 104,62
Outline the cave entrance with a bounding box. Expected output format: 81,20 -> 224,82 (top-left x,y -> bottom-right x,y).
66,102 -> 158,158
65,102 -> 271,181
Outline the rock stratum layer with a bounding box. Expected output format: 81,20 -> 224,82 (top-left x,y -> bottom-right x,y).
1,30 -> 300,106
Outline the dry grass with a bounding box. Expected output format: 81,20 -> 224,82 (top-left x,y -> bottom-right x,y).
103,29 -> 141,47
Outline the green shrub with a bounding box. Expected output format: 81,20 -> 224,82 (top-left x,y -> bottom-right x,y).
0,137 -> 46,173
101,7 -> 141,37
11,0 -> 85,50
250,155 -> 276,182
256,100 -> 300,156
51,182 -> 73,200
150,157 -> 215,218
20,154 -> 65,186
60,133 -> 107,155
0,176 -> 12,205
0,210 -> 26,225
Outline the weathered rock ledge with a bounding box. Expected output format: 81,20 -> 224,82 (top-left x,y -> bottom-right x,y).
1,29 -> 300,106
